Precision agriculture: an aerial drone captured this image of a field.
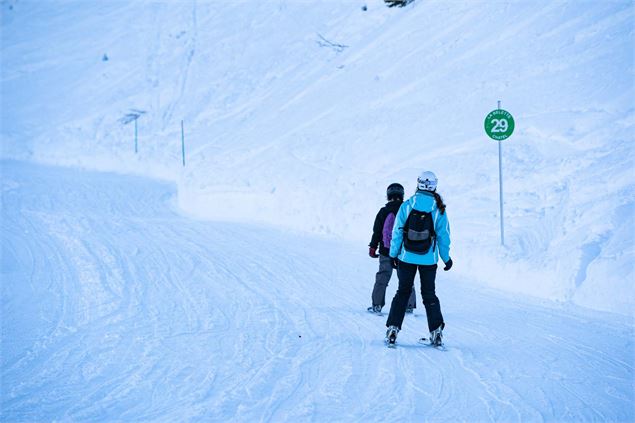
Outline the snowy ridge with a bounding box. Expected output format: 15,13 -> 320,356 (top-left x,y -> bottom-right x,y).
1,2 -> 633,313
2,161 -> 633,421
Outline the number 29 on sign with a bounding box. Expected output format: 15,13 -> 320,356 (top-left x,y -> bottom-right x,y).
484,109 -> 515,141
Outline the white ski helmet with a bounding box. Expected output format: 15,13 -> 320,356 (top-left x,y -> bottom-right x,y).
417,171 -> 438,192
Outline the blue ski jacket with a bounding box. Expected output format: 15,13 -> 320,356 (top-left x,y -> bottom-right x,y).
389,190 -> 451,266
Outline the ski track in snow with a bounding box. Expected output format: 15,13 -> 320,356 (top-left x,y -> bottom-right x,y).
1,161 -> 633,422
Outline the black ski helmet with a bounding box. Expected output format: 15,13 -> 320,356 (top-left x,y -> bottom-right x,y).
386,183 -> 405,200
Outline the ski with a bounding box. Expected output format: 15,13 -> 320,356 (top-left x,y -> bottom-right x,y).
418,337 -> 446,351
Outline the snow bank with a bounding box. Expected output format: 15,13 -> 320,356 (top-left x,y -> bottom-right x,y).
1,0 -> 633,315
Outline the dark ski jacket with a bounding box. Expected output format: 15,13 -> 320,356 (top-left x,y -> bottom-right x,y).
369,200 -> 403,256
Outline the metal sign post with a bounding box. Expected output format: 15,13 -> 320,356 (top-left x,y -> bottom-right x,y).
484,101 -> 515,246
118,110 -> 145,154
497,103 -> 504,246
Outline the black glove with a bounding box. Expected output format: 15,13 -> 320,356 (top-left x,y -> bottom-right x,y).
369,247 -> 379,258
391,257 -> 399,269
443,258 -> 453,271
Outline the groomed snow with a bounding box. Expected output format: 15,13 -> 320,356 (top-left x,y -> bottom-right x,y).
2,161 -> 633,421
1,0 -> 633,315
1,0 -> 634,420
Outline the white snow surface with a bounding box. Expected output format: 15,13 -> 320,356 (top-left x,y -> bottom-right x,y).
1,0 -> 635,419
2,160 -> 633,421
1,0 -> 635,314
2,0 -> 633,315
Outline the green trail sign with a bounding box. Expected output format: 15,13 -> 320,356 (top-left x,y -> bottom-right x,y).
484,109 -> 515,141
485,102 -> 515,246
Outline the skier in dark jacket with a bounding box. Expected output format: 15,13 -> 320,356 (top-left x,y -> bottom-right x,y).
384,171 -> 452,348
368,183 -> 416,314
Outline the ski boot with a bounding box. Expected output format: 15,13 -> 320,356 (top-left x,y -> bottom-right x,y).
429,323 -> 445,347
385,325 -> 399,347
405,307 -> 414,314
367,305 -> 382,314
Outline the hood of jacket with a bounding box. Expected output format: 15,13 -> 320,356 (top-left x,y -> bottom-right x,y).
384,199 -> 403,214
408,190 -> 436,213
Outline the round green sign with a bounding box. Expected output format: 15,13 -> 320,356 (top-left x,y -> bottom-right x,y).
484,109 -> 515,140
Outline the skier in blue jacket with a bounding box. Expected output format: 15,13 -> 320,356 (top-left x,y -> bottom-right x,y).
384,171 -> 453,347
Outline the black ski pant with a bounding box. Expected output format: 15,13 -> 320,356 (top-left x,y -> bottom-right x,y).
386,262 -> 444,332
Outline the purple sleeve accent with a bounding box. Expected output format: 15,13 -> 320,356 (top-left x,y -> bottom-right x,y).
382,212 -> 396,249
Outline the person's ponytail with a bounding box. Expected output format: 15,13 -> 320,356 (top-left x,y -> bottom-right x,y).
433,191 -> 446,214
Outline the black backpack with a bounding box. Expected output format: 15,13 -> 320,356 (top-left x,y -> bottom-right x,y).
403,209 -> 436,255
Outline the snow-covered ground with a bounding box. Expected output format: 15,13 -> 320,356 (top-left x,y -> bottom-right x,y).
1,0 -> 634,420
2,0 -> 633,315
2,160 -> 633,421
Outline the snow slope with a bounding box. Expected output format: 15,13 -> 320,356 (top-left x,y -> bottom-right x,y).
1,0 -> 633,315
2,161 -> 634,421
